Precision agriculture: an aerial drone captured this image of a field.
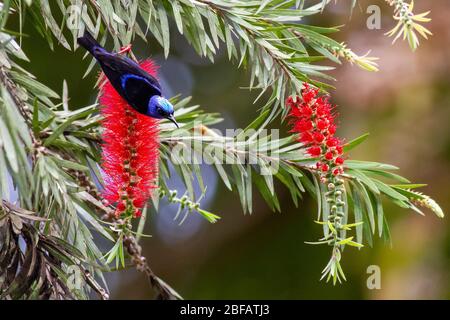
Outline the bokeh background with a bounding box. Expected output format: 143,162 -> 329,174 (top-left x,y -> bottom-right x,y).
15,0 -> 450,299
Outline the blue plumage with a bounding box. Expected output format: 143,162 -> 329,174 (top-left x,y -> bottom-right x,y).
77,31 -> 178,127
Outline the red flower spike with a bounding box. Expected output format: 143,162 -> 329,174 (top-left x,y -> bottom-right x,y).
301,106 -> 313,117
325,151 -> 334,161
313,132 -> 325,143
300,132 -> 314,144
116,202 -> 126,212
296,119 -> 313,131
288,83 -> 346,178
333,168 -> 341,176
335,157 -> 344,165
99,59 -> 159,218
328,124 -> 337,135
308,146 -> 322,157
326,137 -> 339,148
317,119 -> 329,131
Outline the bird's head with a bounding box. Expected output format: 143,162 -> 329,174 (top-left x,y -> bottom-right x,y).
148,96 -> 179,128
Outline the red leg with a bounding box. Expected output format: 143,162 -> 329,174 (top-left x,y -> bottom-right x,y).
118,44 -> 132,54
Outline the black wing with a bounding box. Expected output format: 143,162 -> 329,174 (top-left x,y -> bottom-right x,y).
120,74 -> 161,114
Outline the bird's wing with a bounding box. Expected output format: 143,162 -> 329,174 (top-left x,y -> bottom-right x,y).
97,51 -> 162,95
120,74 -> 161,114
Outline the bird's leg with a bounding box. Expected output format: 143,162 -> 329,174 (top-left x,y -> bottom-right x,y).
118,44 -> 132,55
118,44 -> 139,63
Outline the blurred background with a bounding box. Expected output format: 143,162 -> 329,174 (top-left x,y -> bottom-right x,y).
15,0 -> 450,299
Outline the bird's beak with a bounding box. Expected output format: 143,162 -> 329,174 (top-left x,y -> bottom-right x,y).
167,114 -> 179,128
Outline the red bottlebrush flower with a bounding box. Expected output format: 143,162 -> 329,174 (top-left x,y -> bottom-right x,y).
316,104 -> 330,117
116,202 -> 126,212
328,124 -> 337,135
326,137 -> 339,148
313,132 -> 325,143
302,88 -> 316,104
295,119 -> 313,131
335,157 -> 344,165
300,132 -> 314,144
325,151 -> 334,161
307,146 -> 322,157
99,59 -> 160,218
287,83 -> 346,178
317,120 -> 329,131
301,106 -> 313,117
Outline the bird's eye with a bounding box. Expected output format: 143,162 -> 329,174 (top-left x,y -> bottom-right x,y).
157,107 -> 164,115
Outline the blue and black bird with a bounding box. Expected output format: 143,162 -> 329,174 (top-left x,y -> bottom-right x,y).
77,31 -> 178,127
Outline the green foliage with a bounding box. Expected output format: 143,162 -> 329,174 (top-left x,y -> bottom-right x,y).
0,0 -> 443,299
385,0 -> 432,51
0,200 -> 108,300
18,0 -> 379,118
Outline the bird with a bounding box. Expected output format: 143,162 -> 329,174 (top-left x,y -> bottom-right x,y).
77,31 -> 179,128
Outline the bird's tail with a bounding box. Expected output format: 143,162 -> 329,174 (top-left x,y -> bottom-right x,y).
77,30 -> 104,57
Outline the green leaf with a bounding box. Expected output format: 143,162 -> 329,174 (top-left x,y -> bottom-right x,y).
43,108 -> 94,146
343,133 -> 369,152
346,160 -> 399,171
157,3 -> 170,58
356,182 -> 376,235
372,179 -> 409,202
197,208 -> 221,223
351,186 -> 364,245
346,169 -> 379,194
51,157 -> 88,172
253,171 -> 280,212
337,237 -> 364,248
0,116 -> 18,172
118,239 -> 125,268
10,70 -> 59,99
171,1 -> 184,34
375,195 -> 384,238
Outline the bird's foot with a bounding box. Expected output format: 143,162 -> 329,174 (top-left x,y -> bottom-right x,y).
118,44 -> 132,54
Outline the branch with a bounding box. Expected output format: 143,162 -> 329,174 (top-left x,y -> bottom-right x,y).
76,173 -> 182,300
0,200 -> 108,300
